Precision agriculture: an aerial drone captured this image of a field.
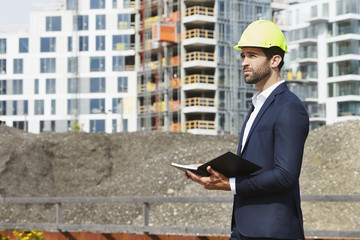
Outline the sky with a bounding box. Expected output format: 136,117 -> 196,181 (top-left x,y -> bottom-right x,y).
0,0 -> 61,30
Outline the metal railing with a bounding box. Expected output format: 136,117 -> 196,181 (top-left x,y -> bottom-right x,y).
185,51 -> 215,62
185,97 -> 215,107
185,120 -> 215,130
0,195 -> 360,238
185,29 -> 215,39
185,74 -> 215,85
185,6 -> 215,17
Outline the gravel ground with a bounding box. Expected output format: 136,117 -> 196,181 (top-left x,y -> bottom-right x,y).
0,120 -> 359,232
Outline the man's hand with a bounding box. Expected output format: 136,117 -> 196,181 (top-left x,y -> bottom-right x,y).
186,166 -> 231,191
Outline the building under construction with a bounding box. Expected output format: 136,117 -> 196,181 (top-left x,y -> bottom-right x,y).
136,0 -> 273,135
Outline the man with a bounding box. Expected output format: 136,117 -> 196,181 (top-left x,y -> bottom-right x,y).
186,20 -> 309,240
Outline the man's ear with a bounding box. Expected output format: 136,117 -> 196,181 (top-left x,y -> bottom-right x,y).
270,55 -> 282,69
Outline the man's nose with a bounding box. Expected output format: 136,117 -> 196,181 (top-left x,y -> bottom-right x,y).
241,58 -> 248,67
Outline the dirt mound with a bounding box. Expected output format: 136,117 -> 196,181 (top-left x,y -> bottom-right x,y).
0,120 -> 359,231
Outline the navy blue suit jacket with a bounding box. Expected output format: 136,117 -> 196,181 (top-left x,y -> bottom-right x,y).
232,82 -> 309,239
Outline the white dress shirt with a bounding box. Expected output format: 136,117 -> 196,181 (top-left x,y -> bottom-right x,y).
229,80 -> 285,194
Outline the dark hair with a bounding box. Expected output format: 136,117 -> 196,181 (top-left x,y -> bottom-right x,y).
262,46 -> 285,71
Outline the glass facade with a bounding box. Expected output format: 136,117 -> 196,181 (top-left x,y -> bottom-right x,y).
329,81 -> 360,97
338,101 -> 360,116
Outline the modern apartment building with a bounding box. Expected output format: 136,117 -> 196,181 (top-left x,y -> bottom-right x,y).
0,0 -> 138,133
275,0 -> 360,130
0,0 -> 273,134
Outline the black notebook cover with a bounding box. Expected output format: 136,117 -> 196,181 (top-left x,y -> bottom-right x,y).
172,151 -> 262,178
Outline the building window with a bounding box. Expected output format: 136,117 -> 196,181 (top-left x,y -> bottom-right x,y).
68,57 -> 78,73
12,80 -> 23,94
35,100 -> 44,115
338,101 -> 360,116
113,35 -> 130,50
123,0 -> 130,8
68,37 -> 72,51
90,0 -> 105,9
328,81 -> 360,97
74,15 -> 89,30
46,78 -> 56,94
90,119 -> 105,132
79,36 -> 88,51
113,56 -> 124,71
41,37 -> 56,52
51,99 -> 56,115
68,78 -> 80,93
13,101 -> 17,115
96,15 -> 106,30
0,101 -> 6,115
46,16 -> 61,31
34,79 -> 39,94
19,38 -> 29,53
67,0 -> 78,10
67,99 -> 80,115
0,39 -> 6,54
24,100 -> 28,115
90,98 -> 105,114
13,121 -> 28,131
112,98 -> 122,113
0,80 -> 6,94
118,14 -> 130,29
113,0 -> 117,8
13,59 -> 23,74
90,56 -> 105,72
118,76 -> 128,92
112,118 -> 127,132
40,58 -> 56,73
90,77 -> 105,93
96,35 -> 105,51
0,59 -> 6,74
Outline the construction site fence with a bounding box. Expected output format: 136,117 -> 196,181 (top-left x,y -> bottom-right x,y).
0,195 -> 359,238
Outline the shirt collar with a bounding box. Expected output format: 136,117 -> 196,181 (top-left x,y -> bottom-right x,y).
252,80 -> 285,108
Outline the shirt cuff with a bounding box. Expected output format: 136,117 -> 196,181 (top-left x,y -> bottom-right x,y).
229,177 -> 236,195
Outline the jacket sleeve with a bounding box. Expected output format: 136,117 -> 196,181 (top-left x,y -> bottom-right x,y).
235,100 -> 309,195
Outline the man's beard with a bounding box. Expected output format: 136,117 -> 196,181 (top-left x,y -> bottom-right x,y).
244,65 -> 271,85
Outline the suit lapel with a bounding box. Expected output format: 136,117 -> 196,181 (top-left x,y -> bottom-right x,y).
242,83 -> 288,152
237,105 -> 254,155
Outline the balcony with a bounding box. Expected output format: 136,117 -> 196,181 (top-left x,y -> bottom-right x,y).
183,29 -> 216,46
183,6 -> 216,24
183,74 -> 216,91
183,97 -> 216,113
183,51 -> 216,69
185,120 -> 216,135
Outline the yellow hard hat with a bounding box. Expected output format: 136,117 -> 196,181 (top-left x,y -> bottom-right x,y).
234,20 -> 287,53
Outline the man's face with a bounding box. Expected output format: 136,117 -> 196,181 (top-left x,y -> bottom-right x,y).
240,48 -> 271,85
